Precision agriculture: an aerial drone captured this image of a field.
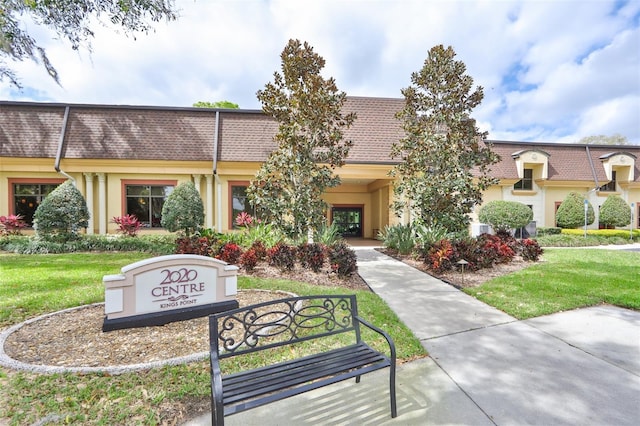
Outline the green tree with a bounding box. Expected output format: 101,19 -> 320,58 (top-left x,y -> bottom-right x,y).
1,0 -> 178,87
556,192 -> 594,229
247,39 -> 355,241
390,45 -> 499,233
193,101 -> 239,109
599,195 -> 631,227
160,181 -> 204,236
33,179 -> 90,242
578,134 -> 630,145
478,200 -> 533,233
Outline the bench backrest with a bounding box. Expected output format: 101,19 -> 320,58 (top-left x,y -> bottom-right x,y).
209,294 -> 361,359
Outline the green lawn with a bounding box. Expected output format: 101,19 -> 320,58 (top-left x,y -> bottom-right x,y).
0,252 -> 425,425
465,248 -> 640,319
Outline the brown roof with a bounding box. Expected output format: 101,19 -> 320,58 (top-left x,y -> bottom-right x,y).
2,100 -> 638,184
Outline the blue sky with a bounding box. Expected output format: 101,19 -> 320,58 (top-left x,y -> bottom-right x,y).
2,0 -> 639,144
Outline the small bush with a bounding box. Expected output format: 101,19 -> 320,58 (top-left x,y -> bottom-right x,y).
327,241 -> 358,277
298,242 -> 325,272
478,233 -> 516,265
478,200 -> 533,233
537,227 -> 562,236
316,223 -> 343,246
381,223 -> 415,255
556,192 -> 594,229
239,248 -> 259,271
161,181 -> 204,236
33,180 -> 90,242
0,214 -> 27,235
426,239 -> 454,273
599,195 -> 631,228
217,242 -> 243,264
268,243 -> 297,271
520,239 -> 543,261
250,240 -> 268,260
111,214 -> 142,237
175,236 -> 212,256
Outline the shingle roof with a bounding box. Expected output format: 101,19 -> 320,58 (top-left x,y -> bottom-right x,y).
2,100 -> 638,184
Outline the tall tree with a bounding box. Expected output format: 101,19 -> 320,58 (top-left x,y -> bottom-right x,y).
193,100 -> 240,109
578,134 -> 630,145
247,39 -> 355,241
1,0 -> 177,87
390,44 -> 499,232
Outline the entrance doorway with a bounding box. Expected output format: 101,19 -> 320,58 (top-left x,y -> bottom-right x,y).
331,206 -> 363,237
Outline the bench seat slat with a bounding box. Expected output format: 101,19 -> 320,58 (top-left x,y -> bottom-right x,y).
222,343 -> 389,405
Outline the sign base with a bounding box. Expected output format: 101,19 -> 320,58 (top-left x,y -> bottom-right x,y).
102,300 -> 239,332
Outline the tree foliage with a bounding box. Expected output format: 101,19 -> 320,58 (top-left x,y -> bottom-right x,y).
478,200 -> 533,232
578,134 -> 630,145
160,181 -> 204,236
390,45 -> 499,232
33,179 -> 90,242
599,195 -> 631,227
247,39 -> 355,241
556,191 -> 594,229
193,100 -> 240,109
1,0 -> 177,86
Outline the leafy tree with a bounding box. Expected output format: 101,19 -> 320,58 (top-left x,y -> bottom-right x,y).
33,180 -> 90,242
556,192 -> 594,229
247,39 -> 356,241
599,195 -> 631,227
160,181 -> 204,236
390,45 -> 499,233
1,0 -> 178,87
578,134 -> 630,145
193,101 -> 240,109
478,201 -> 533,233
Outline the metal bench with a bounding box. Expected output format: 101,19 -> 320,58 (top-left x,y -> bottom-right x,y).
208,294 -> 397,425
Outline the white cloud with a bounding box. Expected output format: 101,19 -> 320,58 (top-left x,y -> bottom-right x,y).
2,0 -> 639,144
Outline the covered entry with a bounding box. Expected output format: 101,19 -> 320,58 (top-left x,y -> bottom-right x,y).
331,206 -> 363,237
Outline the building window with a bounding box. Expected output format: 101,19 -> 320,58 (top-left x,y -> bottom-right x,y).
125,184 -> 174,228
11,181 -> 63,226
229,182 -> 254,229
514,168 -> 533,190
600,171 -> 617,192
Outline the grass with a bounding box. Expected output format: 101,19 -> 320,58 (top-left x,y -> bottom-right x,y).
465,248 -> 640,319
0,252 -> 425,425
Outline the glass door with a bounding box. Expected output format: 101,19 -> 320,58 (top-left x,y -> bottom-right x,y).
331,207 -> 363,237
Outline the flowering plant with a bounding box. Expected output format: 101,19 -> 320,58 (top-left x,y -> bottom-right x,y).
0,214 -> 27,235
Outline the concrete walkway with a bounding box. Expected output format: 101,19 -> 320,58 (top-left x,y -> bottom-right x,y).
185,248 -> 640,425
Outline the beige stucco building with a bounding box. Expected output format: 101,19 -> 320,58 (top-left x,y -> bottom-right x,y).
2,98 -> 639,237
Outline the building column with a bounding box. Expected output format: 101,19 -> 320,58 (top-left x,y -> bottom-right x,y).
206,174 -> 214,230
193,174 -> 202,194
97,173 -> 107,235
83,173 -> 95,234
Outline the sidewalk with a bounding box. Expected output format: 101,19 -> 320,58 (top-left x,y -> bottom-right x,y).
185,248 -> 640,425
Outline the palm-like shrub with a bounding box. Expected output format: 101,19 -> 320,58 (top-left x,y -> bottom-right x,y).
161,181 -> 204,236
33,180 -> 90,242
599,195 -> 631,228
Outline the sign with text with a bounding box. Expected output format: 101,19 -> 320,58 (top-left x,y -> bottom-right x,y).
103,254 -> 238,331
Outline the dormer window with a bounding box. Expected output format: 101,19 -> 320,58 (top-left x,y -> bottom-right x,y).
600,171 -> 617,192
514,168 -> 533,190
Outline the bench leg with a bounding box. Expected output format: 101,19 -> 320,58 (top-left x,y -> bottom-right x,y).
390,364 -> 397,418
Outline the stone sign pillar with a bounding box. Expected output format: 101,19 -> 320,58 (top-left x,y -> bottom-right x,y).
103,254 -> 239,332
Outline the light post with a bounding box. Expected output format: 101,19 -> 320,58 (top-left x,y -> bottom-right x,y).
584,199 -> 588,238
631,203 -> 635,241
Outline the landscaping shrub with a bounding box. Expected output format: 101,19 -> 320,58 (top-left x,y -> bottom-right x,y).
537,227 -> 562,236
33,180 -> 90,242
327,241 -> 358,277
520,238 -> 543,261
297,242 -> 325,272
239,248 -> 259,271
161,181 -> 204,236
414,222 -> 449,255
217,242 -> 243,264
175,236 -> 212,256
268,242 -> 297,271
316,223 -> 343,246
478,200 -> 533,233
556,192 -> 594,229
426,239 -> 454,273
111,214 -> 142,237
250,240 -> 268,260
380,223 -> 415,255
0,214 -> 27,235
478,233 -> 516,264
599,195 -> 631,228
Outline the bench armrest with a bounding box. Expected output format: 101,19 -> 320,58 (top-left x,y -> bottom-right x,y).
355,315 -> 397,364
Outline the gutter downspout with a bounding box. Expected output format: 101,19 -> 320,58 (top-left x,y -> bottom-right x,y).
213,111 -> 222,231
585,145 -> 599,190
54,106 -> 75,182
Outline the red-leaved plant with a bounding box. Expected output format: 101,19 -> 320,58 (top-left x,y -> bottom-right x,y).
111,214 -> 142,237
0,214 -> 27,235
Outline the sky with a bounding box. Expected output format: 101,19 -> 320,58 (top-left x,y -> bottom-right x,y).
2,0 -> 639,145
